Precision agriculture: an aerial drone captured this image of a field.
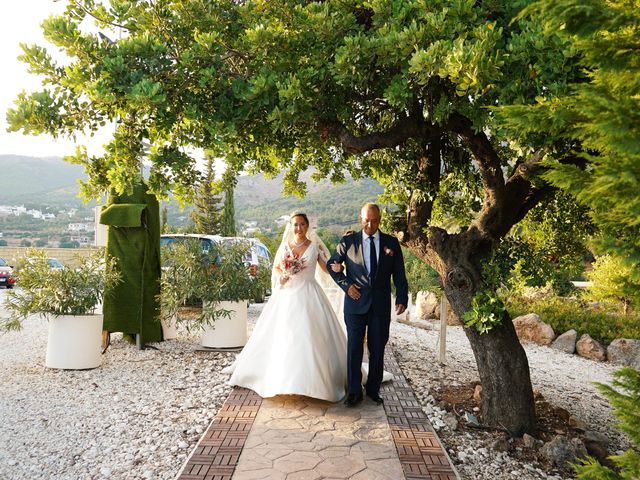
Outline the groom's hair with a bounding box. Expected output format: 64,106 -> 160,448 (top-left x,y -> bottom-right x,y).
290,212 -> 309,225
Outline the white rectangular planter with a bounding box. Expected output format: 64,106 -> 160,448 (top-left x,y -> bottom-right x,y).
201,301 -> 248,348
162,315 -> 178,340
46,314 -> 103,369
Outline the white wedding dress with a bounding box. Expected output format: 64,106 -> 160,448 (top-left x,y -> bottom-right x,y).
225,242 -> 348,402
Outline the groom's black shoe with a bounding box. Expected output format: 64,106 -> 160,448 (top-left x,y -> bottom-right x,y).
366,391 -> 384,405
344,392 -> 363,408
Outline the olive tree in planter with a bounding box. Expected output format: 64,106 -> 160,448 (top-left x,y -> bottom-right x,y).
160,239 -> 269,348
1,249 -> 120,369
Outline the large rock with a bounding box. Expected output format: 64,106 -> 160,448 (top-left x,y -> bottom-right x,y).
540,435 -> 587,469
551,329 -> 578,354
607,338 -> 640,369
415,291 -> 439,319
512,313 -> 555,345
582,430 -> 612,468
523,433 -> 543,450
576,334 -> 607,362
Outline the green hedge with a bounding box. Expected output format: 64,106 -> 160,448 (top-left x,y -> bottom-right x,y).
506,296 -> 640,345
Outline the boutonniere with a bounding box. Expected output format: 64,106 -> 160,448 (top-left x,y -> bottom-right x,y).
384,247 -> 394,256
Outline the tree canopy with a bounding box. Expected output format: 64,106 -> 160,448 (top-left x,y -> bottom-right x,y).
9,1 -> 579,205
498,0 -> 640,282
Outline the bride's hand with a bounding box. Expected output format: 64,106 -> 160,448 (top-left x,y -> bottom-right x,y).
279,275 -> 289,286
330,261 -> 344,273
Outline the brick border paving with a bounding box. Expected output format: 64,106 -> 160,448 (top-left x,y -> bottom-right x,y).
177,349 -> 458,480
177,387 -> 261,480
382,350 -> 460,480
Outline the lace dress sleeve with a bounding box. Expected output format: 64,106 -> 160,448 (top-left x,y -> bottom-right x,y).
317,242 -> 330,263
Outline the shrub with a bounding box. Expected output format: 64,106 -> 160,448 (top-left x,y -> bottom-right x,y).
160,239 -> 267,329
586,254 -> 640,315
1,249 -> 120,331
574,367 -> 640,480
403,249 -> 442,300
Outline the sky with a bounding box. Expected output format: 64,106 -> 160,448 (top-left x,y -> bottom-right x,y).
0,1 -> 110,158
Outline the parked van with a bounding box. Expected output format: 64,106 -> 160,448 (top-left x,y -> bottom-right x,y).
217,236 -> 271,276
159,234 -> 223,253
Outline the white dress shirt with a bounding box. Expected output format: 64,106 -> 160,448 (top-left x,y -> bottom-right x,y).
362,230 -> 380,275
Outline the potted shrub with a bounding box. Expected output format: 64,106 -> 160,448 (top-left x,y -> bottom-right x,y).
159,238 -> 268,348
1,249 -> 120,369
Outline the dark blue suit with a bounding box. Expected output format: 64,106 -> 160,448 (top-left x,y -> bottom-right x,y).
328,230 -> 408,396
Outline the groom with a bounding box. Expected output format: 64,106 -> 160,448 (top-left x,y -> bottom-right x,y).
328,203 -> 408,407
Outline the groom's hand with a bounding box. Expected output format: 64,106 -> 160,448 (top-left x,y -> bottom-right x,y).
347,284 -> 361,300
395,304 -> 406,315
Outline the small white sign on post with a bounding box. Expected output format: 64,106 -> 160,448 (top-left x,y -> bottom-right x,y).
439,296 -> 448,365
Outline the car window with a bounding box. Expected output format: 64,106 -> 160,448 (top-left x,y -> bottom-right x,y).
0,258 -> 7,267
201,238 -> 214,253
48,259 -> 64,269
258,246 -> 270,261
160,237 -> 177,248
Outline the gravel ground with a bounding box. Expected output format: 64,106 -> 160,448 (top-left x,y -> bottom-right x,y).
0,290 -> 631,480
390,317 -> 631,480
0,289 -> 243,480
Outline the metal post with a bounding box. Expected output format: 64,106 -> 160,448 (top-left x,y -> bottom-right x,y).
439,296 -> 447,364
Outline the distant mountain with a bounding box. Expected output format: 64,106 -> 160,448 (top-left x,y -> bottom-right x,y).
235,172 -> 383,231
0,155 -> 384,229
0,155 -> 87,205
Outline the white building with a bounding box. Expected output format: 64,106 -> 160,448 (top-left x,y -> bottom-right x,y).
276,214 -> 290,226
68,223 -> 95,232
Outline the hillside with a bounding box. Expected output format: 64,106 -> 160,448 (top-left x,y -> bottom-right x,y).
0,155 -> 384,229
0,155 -> 88,206
235,173 -> 383,231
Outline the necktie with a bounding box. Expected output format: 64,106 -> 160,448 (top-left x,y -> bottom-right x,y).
369,236 -> 377,283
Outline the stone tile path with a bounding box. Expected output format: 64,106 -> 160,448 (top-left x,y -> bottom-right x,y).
234,394 -> 402,480
177,350 -> 459,480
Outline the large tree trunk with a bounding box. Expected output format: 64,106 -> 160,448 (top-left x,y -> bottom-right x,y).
429,229 -> 537,436
463,313 -> 536,436
445,279 -> 536,436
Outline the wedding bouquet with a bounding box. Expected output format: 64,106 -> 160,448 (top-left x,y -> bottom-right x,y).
280,249 -> 307,277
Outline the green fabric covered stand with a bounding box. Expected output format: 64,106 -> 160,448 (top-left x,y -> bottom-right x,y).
100,182 -> 163,345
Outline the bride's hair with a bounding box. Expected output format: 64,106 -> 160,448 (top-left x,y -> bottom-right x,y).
290,212 -> 309,225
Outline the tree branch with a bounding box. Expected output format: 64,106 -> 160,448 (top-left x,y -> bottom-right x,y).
406,137 -> 442,244
319,115 -> 437,154
447,113 -> 505,200
475,148 -> 556,240
76,3 -> 131,31
506,148 -> 546,184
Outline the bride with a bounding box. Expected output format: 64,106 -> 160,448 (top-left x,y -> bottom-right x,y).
224,212 -> 348,401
